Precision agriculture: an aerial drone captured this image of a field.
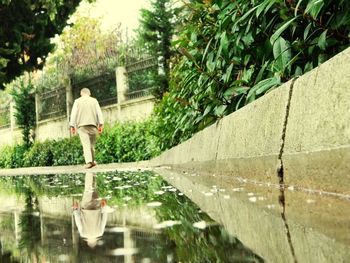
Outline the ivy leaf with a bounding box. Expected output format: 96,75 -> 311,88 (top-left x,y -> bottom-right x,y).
305,0 -> 324,19
273,37 -> 291,72
317,30 -> 328,50
270,16 -> 299,44
247,76 -> 281,99
220,31 -> 229,57
303,23 -> 312,40
214,105 -> 227,117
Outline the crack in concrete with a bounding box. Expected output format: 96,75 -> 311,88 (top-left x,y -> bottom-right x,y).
277,77 -> 298,263
214,119 -> 223,162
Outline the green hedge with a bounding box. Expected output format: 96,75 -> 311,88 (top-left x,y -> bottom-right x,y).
0,120 -> 161,168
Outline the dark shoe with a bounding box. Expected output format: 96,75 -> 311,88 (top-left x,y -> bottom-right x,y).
85,162 -> 94,169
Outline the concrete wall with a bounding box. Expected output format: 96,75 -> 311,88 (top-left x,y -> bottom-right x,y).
36,116 -> 70,141
0,65 -> 156,146
152,81 -> 292,186
152,47 -> 350,196
119,96 -> 155,122
0,127 -> 22,146
282,48 -> 350,195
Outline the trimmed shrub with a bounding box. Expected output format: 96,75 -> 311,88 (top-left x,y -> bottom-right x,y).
0,120 -> 160,168
95,120 -> 161,163
23,140 -> 54,167
51,136 -> 84,166
0,145 -> 14,168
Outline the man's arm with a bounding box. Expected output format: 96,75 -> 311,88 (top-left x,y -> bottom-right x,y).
70,100 -> 78,134
95,100 -> 104,133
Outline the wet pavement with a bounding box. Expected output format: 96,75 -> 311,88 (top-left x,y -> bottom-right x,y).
0,170 -> 263,263
156,168 -> 350,263
0,167 -> 349,263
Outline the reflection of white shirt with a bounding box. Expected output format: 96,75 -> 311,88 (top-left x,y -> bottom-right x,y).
73,171 -> 108,239
73,207 -> 108,239
70,95 -> 104,128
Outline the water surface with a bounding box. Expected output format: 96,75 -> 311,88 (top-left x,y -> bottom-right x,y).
0,170 -> 263,263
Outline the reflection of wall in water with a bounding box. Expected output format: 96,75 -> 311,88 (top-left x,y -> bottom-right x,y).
0,210 -> 166,263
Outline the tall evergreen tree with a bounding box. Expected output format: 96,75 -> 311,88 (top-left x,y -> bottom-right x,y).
136,0 -> 180,98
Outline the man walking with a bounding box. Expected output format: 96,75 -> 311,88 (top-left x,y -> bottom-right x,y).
70,88 -> 104,168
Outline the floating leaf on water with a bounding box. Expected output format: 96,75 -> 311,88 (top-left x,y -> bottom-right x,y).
58,254 -> 70,261
267,204 -> 275,209
147,202 -> 162,207
247,193 -> 255,196
232,188 -> 244,192
153,220 -> 181,229
204,192 -> 214,196
106,226 -> 128,233
193,220 -> 207,229
107,248 -> 139,256
112,177 -> 122,181
223,195 -> 230,199
123,196 -> 132,201
249,197 -> 257,202
306,199 -> 316,204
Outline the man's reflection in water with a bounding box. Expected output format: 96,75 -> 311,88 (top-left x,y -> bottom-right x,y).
72,172 -> 108,249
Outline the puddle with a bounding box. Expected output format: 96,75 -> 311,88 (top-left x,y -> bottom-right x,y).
0,171 -> 263,263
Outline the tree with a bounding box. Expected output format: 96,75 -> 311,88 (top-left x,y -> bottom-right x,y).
136,0 -> 180,98
0,0 -> 89,89
11,77 -> 36,148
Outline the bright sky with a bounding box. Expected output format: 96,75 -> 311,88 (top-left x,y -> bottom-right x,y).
78,0 -> 151,34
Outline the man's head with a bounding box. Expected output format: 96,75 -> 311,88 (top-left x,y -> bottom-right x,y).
80,88 -> 91,96
86,238 -> 97,249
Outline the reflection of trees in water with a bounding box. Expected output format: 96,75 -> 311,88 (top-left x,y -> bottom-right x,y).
0,172 -> 264,262
0,246 -> 20,263
155,191 -> 264,263
18,188 -> 41,260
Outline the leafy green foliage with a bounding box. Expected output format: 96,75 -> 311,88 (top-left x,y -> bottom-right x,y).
23,140 -> 54,167
154,0 -> 350,148
0,145 -> 13,168
136,0 -> 181,98
0,170 -> 263,262
51,136 -> 85,165
95,120 -> 161,163
35,14 -> 123,92
10,78 -> 36,148
0,120 -> 160,168
0,0 -> 89,89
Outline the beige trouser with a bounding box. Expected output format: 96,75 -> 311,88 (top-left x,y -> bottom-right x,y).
81,172 -> 100,209
78,125 -> 98,164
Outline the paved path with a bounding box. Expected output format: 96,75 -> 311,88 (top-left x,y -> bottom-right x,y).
0,161 -> 152,176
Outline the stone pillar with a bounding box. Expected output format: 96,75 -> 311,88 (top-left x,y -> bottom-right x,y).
9,100 -> 16,144
116,66 -> 128,104
123,228 -> 135,263
66,80 -> 74,133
